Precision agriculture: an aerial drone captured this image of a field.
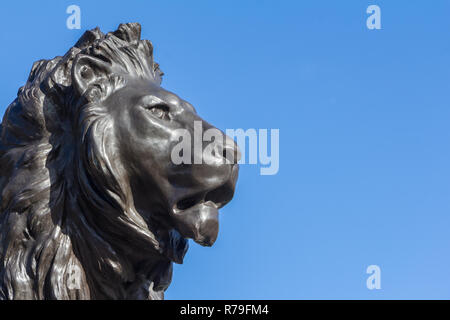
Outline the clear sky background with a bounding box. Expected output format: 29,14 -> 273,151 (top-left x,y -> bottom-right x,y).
1,0 -> 449,299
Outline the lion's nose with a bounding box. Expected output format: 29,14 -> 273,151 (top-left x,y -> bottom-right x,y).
222,136 -> 241,164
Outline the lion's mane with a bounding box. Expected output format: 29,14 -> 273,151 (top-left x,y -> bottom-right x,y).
0,23 -> 187,300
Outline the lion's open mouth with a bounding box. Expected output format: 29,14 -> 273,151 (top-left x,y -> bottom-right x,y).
171,177 -> 237,247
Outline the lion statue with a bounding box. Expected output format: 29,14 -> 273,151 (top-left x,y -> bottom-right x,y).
0,23 -> 239,299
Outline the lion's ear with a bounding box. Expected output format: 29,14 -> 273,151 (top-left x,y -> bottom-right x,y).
72,55 -> 113,96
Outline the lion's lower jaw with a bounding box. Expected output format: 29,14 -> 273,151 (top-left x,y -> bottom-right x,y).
171,201 -> 220,247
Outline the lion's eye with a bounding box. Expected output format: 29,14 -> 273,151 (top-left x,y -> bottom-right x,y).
145,104 -> 170,121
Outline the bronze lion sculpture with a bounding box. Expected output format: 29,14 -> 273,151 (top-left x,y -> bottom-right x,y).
0,23 -> 239,299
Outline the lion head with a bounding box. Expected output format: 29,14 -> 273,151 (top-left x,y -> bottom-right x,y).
0,23 -> 239,300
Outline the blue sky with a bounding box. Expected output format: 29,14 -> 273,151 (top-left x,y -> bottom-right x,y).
1,0 -> 450,299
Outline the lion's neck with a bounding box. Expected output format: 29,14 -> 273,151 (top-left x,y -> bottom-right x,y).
65,193 -> 174,299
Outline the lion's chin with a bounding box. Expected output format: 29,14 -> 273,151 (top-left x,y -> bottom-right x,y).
171,201 -> 219,247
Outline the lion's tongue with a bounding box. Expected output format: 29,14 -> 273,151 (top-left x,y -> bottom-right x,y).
171,201 -> 219,247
